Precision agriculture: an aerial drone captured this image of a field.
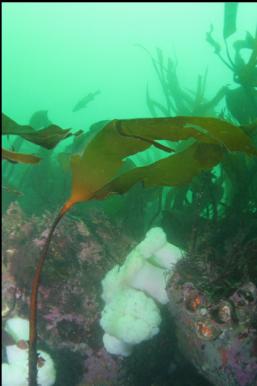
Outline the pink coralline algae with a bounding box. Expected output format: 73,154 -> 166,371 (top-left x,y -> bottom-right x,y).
2,201 -> 132,384
79,347 -> 123,386
225,336 -> 257,386
78,241 -> 102,264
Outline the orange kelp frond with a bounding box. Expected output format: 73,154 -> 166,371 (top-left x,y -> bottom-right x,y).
65,116 -> 257,208
93,142 -> 226,199
2,148 -> 41,164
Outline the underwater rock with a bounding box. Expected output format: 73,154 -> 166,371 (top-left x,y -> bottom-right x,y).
230,282 -> 257,325
2,202 -> 132,385
167,275 -> 257,386
78,347 -> 122,386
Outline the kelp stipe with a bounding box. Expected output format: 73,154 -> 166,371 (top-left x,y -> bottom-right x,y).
28,203 -> 73,386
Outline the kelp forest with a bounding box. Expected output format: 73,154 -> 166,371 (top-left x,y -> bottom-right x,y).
2,3 -> 257,386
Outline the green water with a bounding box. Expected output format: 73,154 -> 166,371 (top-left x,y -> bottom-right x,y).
3,3 -> 256,127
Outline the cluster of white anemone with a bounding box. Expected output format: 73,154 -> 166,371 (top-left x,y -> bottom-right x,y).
100,227 -> 183,356
2,227 -> 183,385
2,317 -> 56,386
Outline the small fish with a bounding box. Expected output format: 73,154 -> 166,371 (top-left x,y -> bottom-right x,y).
72,90 -> 101,112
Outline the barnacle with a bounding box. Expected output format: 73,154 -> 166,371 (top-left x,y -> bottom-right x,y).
216,300 -> 233,323
195,319 -> 221,340
185,291 -> 203,313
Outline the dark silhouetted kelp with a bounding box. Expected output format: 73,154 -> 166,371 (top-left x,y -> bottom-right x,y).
206,6 -> 257,125
2,113 -> 83,164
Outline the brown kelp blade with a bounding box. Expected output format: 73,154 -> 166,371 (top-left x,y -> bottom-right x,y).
61,119 -> 152,211
93,143 -> 225,199
2,114 -> 83,149
2,148 -> 41,164
165,116 -> 257,154
113,116 -> 257,154
63,116 -> 257,212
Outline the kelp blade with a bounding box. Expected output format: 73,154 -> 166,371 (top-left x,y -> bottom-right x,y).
223,3 -> 238,40
2,113 -> 82,149
93,143 -> 225,198
64,116 -> 257,210
64,120 -> 152,209
115,116 -> 257,155
2,148 -> 41,164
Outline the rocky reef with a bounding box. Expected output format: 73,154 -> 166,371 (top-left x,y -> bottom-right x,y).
167,274 -> 257,386
2,202 -> 133,385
